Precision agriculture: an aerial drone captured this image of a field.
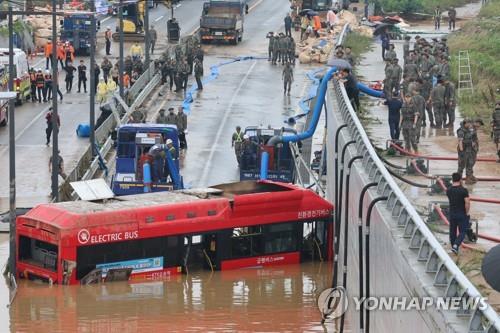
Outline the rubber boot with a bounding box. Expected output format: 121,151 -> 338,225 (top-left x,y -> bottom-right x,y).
465,176 -> 475,185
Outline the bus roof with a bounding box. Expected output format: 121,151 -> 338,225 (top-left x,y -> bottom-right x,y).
19,181 -> 333,232
118,123 -> 178,131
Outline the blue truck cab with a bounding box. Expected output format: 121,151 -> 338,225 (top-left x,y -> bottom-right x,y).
60,12 -> 98,56
239,126 -> 297,183
111,124 -> 183,196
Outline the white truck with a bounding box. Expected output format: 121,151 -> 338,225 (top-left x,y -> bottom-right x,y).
0,48 -> 31,126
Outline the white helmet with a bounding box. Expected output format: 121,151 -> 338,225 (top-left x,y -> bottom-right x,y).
166,139 -> 173,145
243,134 -> 249,139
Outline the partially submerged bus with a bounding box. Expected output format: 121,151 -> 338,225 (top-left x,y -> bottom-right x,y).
16,180 -> 333,285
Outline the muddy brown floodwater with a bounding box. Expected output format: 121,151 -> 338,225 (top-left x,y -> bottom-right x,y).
1,235 -> 335,333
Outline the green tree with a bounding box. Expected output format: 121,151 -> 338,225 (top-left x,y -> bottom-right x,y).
372,0 -> 424,13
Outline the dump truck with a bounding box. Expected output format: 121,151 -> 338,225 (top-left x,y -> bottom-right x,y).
199,0 -> 245,45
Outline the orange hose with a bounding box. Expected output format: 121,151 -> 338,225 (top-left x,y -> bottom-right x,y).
433,206 -> 484,251
389,142 -> 497,162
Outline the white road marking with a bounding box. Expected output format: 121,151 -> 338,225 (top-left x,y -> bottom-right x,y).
199,61 -> 257,186
101,16 -> 112,23
155,15 -> 164,22
0,104 -> 51,156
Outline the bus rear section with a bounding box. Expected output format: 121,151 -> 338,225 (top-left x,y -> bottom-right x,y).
16,217 -> 62,284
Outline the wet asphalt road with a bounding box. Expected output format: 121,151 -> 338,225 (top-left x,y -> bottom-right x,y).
147,0 -> 319,187
0,0 -> 272,210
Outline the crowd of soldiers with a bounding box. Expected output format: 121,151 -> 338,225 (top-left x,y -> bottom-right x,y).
157,36 -> 205,92
383,36 -> 453,153
267,32 -> 296,66
382,35 -> 499,184
155,107 -> 188,150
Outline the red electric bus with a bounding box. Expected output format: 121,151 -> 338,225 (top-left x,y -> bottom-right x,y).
16,180 -> 333,285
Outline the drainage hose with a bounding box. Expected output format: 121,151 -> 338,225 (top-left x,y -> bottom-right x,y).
388,142 -> 497,163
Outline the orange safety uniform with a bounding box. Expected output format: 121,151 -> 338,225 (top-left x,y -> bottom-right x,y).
123,73 -> 130,88
57,44 -> 65,60
64,45 -> 75,62
44,42 -> 53,58
313,15 -> 321,31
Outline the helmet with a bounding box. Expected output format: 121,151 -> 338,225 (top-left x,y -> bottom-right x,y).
243,134 -> 249,139
45,70 -> 50,74
166,139 -> 173,145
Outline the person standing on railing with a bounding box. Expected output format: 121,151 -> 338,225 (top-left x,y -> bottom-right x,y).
446,172 -> 470,255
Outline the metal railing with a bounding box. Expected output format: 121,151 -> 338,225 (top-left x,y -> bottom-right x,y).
60,62 -> 161,200
332,78 -> 500,332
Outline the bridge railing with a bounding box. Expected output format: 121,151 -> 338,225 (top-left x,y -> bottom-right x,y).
331,46 -> 500,330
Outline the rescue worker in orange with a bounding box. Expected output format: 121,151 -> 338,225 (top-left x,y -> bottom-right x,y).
312,15 -> 321,38
29,69 -> 37,102
57,42 -> 66,69
122,71 -> 131,89
35,69 -> 45,102
64,42 -> 75,68
45,40 -> 53,70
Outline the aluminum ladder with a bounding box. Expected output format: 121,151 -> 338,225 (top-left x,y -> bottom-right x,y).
457,50 -> 474,96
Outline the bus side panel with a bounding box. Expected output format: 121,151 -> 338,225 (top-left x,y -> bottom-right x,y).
129,266 -> 182,281
220,251 -> 300,270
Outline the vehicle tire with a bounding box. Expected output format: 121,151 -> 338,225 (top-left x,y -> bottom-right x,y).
0,113 -> 7,127
238,34 -> 242,42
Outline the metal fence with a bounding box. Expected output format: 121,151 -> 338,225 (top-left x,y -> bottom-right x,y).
331,71 -> 500,332
60,61 -> 161,200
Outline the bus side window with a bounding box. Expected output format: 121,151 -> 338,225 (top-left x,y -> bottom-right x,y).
264,223 -> 298,254
230,227 -> 263,258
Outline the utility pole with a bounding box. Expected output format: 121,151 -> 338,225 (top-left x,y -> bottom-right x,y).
90,0 -> 96,157
145,0 -> 150,67
51,0 -> 59,202
119,0 -> 124,98
8,4 -> 16,278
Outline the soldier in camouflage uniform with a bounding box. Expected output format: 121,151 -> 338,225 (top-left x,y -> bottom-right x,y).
403,36 -> 411,64
179,58 -> 190,90
267,32 -> 275,61
288,37 -> 296,65
385,44 -> 397,62
429,78 -> 446,128
420,73 -> 434,127
492,102 -> 500,162
156,108 -> 168,124
272,34 -> 280,65
444,78 -> 456,127
282,62 -> 293,95
400,93 -> 420,153
165,107 -> 178,126
404,59 -> 419,82
390,58 -> 402,95
457,119 -> 478,184
412,88 -> 426,143
278,33 -> 288,64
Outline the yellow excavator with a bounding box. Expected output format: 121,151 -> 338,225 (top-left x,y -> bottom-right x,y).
112,0 -> 146,42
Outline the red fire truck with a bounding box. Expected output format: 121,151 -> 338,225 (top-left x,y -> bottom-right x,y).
16,180 -> 333,285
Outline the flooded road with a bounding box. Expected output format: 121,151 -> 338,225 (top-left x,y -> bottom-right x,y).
0,0 -> 339,331
10,261 -> 332,332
